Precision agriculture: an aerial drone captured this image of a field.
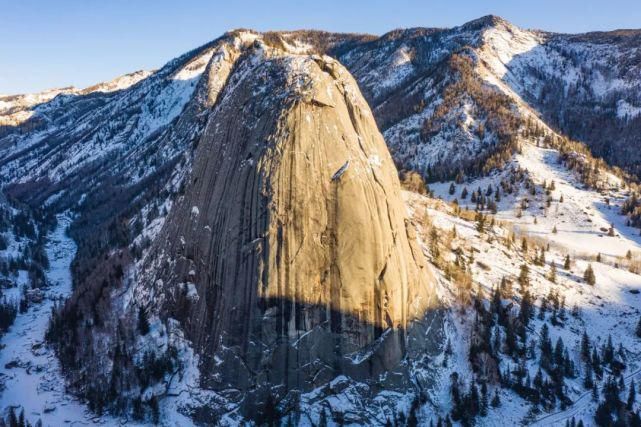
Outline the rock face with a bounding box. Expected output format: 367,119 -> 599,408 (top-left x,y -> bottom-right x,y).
146,43 -> 440,415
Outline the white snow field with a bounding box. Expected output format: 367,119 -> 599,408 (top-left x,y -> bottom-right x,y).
420,142 -> 641,426
0,214 -> 105,426
0,213 -> 199,426
0,213 -> 206,426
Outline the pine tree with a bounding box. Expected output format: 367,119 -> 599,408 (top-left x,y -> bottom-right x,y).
430,227 -> 440,261
540,324 -> 553,369
628,379 -> 636,410
604,335 -> 614,365
8,407 -> 17,427
319,408 -> 328,427
469,382 -> 480,417
518,264 -> 530,290
450,373 -> 462,421
636,316 -> 641,338
476,212 -> 486,233
138,306 -> 150,336
584,264 -> 596,286
407,396 -> 420,427
549,263 -> 557,283
554,337 -> 565,367
491,390 -> 501,407
461,187 -> 468,199
534,368 -> 544,389
449,183 -> 456,195
150,396 -> 160,424
564,254 -> 571,270
539,297 -> 548,320
519,291 -> 534,329
493,324 -> 501,354
553,225 -> 558,234
584,363 -> 594,389
480,382 -> 488,416
592,347 -> 603,378
581,331 -> 591,360
618,343 -> 627,361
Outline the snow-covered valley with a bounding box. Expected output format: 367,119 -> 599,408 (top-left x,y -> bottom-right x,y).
0,214 -> 101,425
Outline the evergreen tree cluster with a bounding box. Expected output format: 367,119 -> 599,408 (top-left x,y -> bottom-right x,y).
0,296 -> 18,335
4,406 -> 41,427
467,185 -> 499,214
621,192 -> 641,229
450,372 -> 494,425
593,375 -> 641,426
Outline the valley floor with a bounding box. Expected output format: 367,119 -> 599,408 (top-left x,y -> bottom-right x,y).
0,214 -> 102,426
0,214 -> 213,426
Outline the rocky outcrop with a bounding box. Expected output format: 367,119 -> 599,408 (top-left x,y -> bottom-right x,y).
29,31 -> 444,423
142,42 -> 441,416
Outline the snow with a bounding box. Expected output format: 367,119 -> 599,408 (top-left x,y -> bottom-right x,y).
415,140 -> 641,425
0,214 -> 102,426
375,45 -> 415,94
481,24 -> 542,80
407,190 -> 641,424
432,143 -> 638,259
0,44 -> 217,187
2,22 -> 641,425
281,37 -> 314,54
0,71 -> 151,127
0,214 -> 204,426
617,99 -> 641,120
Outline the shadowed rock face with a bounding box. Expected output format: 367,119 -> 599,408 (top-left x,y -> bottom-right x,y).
143,43 -> 441,415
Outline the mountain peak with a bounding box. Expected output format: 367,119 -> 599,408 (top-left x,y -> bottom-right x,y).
460,14 -> 512,31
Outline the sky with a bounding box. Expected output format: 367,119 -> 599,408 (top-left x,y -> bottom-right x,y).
1,0 -> 641,95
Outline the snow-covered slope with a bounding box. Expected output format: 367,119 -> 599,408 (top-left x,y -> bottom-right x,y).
420,137 -> 641,425
334,18 -> 518,180
476,20 -> 641,176
331,16 -> 641,182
